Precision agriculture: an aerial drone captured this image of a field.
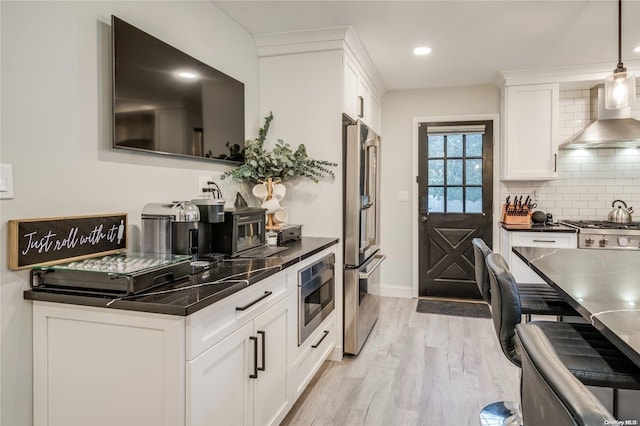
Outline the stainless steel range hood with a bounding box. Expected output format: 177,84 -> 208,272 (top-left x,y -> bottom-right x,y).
559,85 -> 640,149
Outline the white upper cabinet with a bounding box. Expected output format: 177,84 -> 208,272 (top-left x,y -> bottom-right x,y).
501,83 -> 559,181
342,51 -> 381,132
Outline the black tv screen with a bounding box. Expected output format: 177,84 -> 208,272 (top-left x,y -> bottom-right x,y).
111,16 -> 245,163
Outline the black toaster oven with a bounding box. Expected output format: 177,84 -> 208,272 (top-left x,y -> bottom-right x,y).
210,207 -> 266,256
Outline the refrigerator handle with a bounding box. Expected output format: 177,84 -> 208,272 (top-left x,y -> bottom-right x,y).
358,255 -> 386,279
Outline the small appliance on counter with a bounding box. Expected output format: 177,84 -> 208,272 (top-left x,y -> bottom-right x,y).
276,224 -> 302,246
30,252 -> 192,295
209,207 -> 267,256
191,195 -> 225,256
141,201 -> 200,258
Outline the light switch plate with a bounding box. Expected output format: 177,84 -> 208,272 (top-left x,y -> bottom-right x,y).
397,190 -> 409,202
0,164 -> 14,199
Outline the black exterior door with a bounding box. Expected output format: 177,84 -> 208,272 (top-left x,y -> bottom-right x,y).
418,121 -> 493,299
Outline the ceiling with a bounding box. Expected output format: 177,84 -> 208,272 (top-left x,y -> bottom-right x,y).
213,0 -> 640,92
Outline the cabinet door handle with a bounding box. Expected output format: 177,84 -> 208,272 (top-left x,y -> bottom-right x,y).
311,330 -> 330,348
257,330 -> 266,372
249,336 -> 258,379
533,239 -> 556,243
358,96 -> 364,118
554,153 -> 557,172
236,291 -> 273,311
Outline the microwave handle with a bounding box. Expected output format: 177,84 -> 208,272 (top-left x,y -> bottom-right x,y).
358,254 -> 386,279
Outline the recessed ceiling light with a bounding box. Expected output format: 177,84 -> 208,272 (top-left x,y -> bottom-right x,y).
634,46 -> 640,53
413,46 -> 432,56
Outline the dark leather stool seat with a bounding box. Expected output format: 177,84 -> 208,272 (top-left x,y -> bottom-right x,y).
526,321 -> 640,390
517,321 -> 617,426
517,283 -> 579,317
472,238 -> 578,318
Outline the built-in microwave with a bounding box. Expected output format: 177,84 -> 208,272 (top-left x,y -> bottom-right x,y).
298,253 -> 335,345
210,208 -> 266,256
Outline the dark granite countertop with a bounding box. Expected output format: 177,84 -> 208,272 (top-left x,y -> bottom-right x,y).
24,237 -> 338,316
513,246 -> 640,368
500,222 -> 577,233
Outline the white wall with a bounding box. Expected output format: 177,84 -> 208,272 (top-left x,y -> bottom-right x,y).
258,49 -> 344,354
0,2 -> 259,424
501,86 -> 640,221
379,85 -> 500,297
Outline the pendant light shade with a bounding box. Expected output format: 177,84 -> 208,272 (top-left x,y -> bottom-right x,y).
605,0 -> 636,109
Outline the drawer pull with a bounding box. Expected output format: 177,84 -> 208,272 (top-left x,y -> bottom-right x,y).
311,330 -> 330,348
236,291 -> 273,311
533,239 -> 556,243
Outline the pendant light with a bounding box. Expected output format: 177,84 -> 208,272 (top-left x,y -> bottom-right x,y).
605,0 -> 636,109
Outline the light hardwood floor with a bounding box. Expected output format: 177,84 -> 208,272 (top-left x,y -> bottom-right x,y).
281,296 -> 520,426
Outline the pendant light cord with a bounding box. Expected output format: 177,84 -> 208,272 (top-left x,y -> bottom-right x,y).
616,0 -> 625,72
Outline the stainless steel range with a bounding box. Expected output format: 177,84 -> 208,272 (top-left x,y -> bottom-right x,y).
560,220 -> 640,250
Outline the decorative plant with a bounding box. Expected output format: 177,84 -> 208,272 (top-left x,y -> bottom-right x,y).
221,112 -> 337,184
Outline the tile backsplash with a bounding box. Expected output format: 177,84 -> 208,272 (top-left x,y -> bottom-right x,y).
501,85 -> 640,222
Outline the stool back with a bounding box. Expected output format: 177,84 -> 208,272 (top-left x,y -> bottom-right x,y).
486,253 -> 522,367
471,238 -> 492,304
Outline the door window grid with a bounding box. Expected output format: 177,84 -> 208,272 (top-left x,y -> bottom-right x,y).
427,133 -> 483,213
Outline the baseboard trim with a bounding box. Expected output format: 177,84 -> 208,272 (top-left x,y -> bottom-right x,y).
377,284 -> 413,299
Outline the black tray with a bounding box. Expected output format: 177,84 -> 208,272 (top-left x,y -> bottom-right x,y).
30,252 -> 191,295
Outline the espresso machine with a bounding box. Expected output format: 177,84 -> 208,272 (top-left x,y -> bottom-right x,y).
141,201 -> 200,258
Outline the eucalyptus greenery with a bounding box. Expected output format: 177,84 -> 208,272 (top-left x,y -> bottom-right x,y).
221,112 -> 337,184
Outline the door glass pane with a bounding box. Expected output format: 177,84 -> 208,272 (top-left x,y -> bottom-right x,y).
465,159 -> 482,185
466,134 -> 483,156
447,135 -> 463,157
428,187 -> 444,212
428,135 -> 444,157
428,159 -> 444,185
446,159 -> 463,185
466,187 -> 482,213
446,187 -> 463,212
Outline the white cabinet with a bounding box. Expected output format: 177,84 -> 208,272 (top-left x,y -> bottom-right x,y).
343,52 -> 381,132
187,295 -> 294,426
32,244 -> 338,426
32,303 -> 186,426
292,313 -> 336,399
501,83 -> 559,181
499,228 -> 577,283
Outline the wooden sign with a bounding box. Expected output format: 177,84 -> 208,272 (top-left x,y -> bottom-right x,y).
8,213 -> 127,270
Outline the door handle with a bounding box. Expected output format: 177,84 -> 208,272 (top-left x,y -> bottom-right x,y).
257,330 -> 266,372
358,254 -> 386,279
249,336 -> 258,379
420,215 -> 428,223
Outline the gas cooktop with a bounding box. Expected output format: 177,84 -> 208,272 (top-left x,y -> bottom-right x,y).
560,220 -> 640,250
560,220 -> 640,231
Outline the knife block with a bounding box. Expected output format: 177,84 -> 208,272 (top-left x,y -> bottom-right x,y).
501,204 -> 532,225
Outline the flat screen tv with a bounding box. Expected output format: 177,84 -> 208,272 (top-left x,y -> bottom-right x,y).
111,15 -> 245,163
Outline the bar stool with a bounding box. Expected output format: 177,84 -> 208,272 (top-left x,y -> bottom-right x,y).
481,253 -> 640,425
517,321 -> 616,425
472,238 -> 578,319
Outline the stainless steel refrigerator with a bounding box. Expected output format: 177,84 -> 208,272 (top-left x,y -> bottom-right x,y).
343,117 -> 386,355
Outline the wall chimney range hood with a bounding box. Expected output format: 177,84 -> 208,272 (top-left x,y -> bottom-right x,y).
559,85 -> 640,149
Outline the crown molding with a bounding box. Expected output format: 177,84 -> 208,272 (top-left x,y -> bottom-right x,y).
496,60 -> 640,89
254,26 -> 386,95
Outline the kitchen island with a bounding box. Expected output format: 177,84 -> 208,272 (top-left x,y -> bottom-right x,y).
24,237 -> 339,426
513,246 -> 640,368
